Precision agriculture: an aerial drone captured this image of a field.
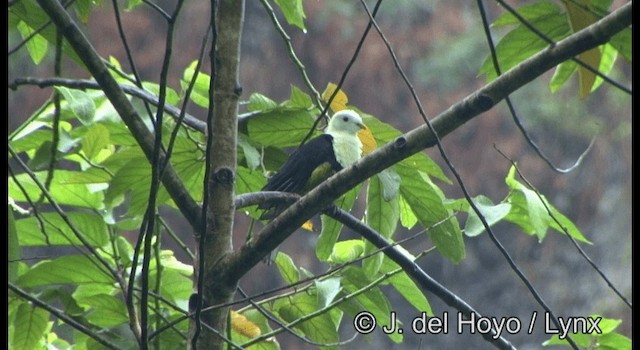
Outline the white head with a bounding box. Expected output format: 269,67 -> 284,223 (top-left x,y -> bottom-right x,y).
326,110 -> 366,135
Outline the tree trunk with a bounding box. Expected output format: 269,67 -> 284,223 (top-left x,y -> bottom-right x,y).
190,1 -> 244,349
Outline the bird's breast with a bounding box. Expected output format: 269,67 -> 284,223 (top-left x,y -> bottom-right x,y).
331,133 -> 363,168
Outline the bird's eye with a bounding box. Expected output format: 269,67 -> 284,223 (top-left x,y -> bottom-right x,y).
342,116 -> 348,122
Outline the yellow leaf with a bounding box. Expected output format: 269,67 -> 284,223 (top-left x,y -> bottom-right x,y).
230,310 -> 261,338
321,82 -> 349,112
358,126 -> 377,156
561,0 -> 601,97
301,220 -> 315,232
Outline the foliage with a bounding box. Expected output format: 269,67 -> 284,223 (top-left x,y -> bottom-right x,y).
7,0 -> 630,349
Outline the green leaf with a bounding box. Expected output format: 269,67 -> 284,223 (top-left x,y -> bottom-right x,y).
238,134 -> 261,170
598,332 -> 631,350
9,170 -> 105,210
105,158 -> 170,215
274,0 -> 306,31
398,195 -> 418,229
275,251 -> 300,284
236,166 -> 267,218
492,1 -> 562,27
377,167 -> 401,201
142,81 -> 181,107
17,21 -> 48,64
9,121 -> 51,151
364,176 -> 399,275
17,255 -> 113,287
609,28 -> 631,61
10,303 -> 49,350
550,60 -> 578,93
590,43 -> 618,93
16,211 -> 109,247
274,293 -> 339,345
397,166 -> 464,263
463,195 -> 512,237
73,0 -> 99,23
341,266 -> 401,343
148,269 -> 192,307
247,109 -> 317,148
82,123 -> 111,161
480,10 -> 570,81
286,85 -> 313,109
316,186 -> 360,261
8,208 -> 21,283
505,166 -> 590,243
248,93 -> 278,112
169,129 -> 205,202
181,60 -> 211,108
55,87 -> 97,125
75,294 -> 128,328
380,255 -> 433,316
328,240 -> 364,264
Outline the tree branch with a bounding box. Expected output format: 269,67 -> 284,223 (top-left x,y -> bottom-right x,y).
219,2 -> 631,284
9,77 -> 207,132
191,0 -> 245,348
34,0 -> 203,230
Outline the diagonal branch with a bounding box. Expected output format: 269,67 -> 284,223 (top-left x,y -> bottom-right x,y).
219,2 -> 631,284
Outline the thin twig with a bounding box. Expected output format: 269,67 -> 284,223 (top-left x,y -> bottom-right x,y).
494,146 -> 631,308
477,0 -> 597,174
359,1 -> 576,348
493,0 -> 631,95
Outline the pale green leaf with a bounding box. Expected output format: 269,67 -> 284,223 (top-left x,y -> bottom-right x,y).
464,195 -> 512,237
377,167 -> 401,201
55,87 -> 96,125
328,240 -> 364,264
181,60 -> 210,108
238,134 -> 261,170
315,277 -> 341,308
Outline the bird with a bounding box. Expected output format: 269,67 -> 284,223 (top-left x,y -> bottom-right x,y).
258,109 -> 366,220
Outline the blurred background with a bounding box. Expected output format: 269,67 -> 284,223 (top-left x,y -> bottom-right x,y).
8,1 -> 631,349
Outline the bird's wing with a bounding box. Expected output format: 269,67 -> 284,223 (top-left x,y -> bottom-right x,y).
259,134 -> 341,220
262,134 -> 341,194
